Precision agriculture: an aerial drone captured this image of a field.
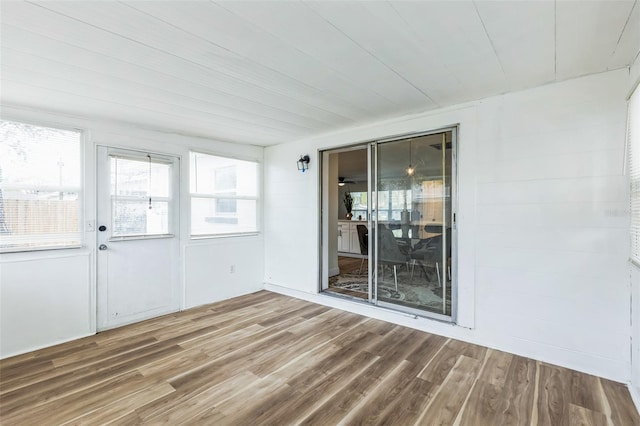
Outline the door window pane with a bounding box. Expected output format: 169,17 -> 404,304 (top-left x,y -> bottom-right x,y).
110,156 -> 171,237
112,200 -> 169,236
110,157 -> 169,198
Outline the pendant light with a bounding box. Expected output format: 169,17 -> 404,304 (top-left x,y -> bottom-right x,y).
406,139 -> 415,176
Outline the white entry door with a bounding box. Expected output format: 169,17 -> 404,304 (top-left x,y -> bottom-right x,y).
96,146 -> 180,330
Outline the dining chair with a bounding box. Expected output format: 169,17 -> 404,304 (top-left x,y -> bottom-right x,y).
356,224 -> 368,275
410,233 -> 451,287
378,225 -> 409,292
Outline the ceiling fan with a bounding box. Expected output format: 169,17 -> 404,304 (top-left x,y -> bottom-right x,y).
338,176 -> 356,186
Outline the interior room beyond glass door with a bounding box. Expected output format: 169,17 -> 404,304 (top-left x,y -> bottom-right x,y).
374,131 -> 454,318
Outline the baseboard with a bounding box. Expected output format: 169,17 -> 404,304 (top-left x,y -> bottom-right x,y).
263,281 -> 467,338
98,306 -> 181,332
0,332 -> 95,360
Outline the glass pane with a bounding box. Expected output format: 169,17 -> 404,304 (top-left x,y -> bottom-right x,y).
110,157 -> 170,198
110,155 -> 172,237
190,152 -> 257,197
0,121 -> 82,251
215,167 -> 237,192
191,198 -> 257,235
351,191 -> 368,211
376,132 -> 453,317
0,121 -> 81,188
112,200 -> 169,237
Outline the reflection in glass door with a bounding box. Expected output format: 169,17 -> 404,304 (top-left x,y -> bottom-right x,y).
373,130 -> 455,319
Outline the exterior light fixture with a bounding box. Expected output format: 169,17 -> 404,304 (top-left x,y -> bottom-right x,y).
297,154 -> 310,172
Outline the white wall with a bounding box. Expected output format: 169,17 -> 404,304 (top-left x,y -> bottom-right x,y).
0,105 -> 264,358
264,69 -> 631,382
184,238 -> 263,309
0,252 -> 93,357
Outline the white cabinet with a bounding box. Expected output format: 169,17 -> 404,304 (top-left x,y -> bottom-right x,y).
338,221 -> 366,255
338,223 -> 350,252
350,228 -> 361,254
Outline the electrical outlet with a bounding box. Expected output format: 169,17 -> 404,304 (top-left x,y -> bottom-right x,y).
230,265 -> 235,274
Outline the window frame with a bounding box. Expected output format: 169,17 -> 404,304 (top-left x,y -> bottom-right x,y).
0,119 -> 85,254
189,150 -> 260,239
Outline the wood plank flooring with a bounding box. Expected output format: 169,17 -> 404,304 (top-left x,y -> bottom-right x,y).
1,290 -> 638,425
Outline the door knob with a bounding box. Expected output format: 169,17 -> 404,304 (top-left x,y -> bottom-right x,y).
98,244 -> 108,251
98,225 -> 107,232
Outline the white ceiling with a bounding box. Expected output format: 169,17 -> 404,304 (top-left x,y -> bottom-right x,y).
1,1 -> 638,146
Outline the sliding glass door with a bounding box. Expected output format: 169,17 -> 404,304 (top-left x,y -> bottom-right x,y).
372,130 -> 454,319
320,128 -> 456,321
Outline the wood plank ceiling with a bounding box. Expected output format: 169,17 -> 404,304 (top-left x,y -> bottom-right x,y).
1,1 -> 639,146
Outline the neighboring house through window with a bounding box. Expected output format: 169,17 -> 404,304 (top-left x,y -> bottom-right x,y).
190,152 -> 258,236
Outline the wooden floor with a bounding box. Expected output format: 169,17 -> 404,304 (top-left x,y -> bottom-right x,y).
1,291 -> 638,425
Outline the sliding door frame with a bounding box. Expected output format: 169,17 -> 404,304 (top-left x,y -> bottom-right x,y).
318,125 -> 459,323
317,142 -> 371,300
368,142 -> 375,304
371,127 -> 458,322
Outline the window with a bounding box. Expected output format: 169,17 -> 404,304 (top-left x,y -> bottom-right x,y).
350,189 -> 413,221
390,189 -> 412,220
215,166 -> 237,192
630,85 -> 640,261
0,120 -> 82,252
190,152 -> 258,236
351,191 -> 368,220
110,155 -> 172,237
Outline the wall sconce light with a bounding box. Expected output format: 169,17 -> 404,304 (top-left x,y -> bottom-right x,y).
297,154 -> 310,172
